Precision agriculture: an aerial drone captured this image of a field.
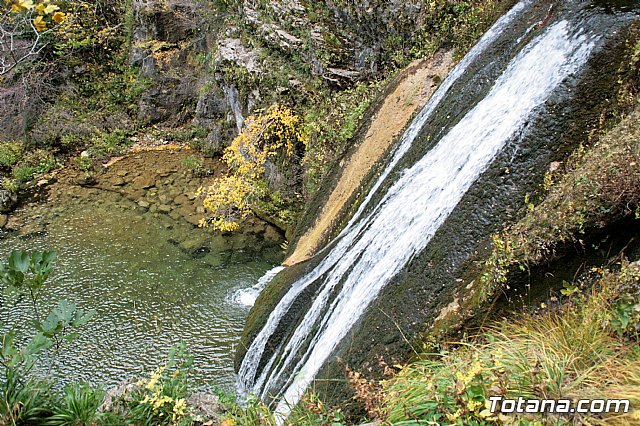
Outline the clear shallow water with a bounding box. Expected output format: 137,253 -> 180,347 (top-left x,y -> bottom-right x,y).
0,193 -> 277,391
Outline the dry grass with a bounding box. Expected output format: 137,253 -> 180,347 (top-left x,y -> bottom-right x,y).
383,262 -> 640,425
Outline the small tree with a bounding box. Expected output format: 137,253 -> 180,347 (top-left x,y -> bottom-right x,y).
1,0 -> 66,75
198,105 -> 308,231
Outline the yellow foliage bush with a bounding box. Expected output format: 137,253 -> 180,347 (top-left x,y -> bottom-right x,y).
1,0 -> 69,74
199,105 -> 307,231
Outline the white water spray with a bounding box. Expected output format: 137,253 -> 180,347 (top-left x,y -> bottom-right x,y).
233,266 -> 286,307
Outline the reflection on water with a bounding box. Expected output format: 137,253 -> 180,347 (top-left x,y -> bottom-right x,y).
0,192 -> 278,391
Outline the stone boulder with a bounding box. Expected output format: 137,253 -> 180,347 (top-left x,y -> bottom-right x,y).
0,190 -> 17,213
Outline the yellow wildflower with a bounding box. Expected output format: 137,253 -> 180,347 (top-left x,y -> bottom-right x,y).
8,0 -> 34,12
172,398 -> 187,420
467,399 -> 483,412
145,377 -> 158,390
446,409 -> 462,422
33,15 -> 46,31
35,2 -> 58,14
153,395 -> 172,410
52,11 -> 66,22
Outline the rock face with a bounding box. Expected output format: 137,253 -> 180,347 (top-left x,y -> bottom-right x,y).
125,0 -> 486,157
235,1 -> 640,409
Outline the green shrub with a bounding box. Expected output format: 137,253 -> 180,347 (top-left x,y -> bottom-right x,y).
89,129 -> 133,157
60,134 -> 86,150
74,155 -> 94,172
302,81 -> 379,195
0,141 -> 24,168
12,149 -> 57,182
254,190 -> 298,229
182,155 -> 207,177
0,177 -> 19,192
107,344 -> 193,426
167,126 -> 209,144
46,383 -> 104,426
0,250 -> 96,426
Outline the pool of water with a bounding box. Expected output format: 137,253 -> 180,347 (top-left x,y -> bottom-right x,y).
0,191 -> 279,391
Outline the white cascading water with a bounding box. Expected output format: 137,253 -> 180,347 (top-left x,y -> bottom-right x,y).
238,3 -> 601,423
237,0 -> 530,396
233,266 -> 286,307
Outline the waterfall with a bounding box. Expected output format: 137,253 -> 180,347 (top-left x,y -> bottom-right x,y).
236,0 -> 529,397
224,85 -> 245,132
236,1 -> 625,422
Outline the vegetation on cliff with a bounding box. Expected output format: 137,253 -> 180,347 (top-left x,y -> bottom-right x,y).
198,105 -> 308,232
477,36 -> 640,309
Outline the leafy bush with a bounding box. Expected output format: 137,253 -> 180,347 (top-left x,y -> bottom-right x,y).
107,344 -> 193,426
182,155 -> 207,177
163,126 -> 209,144
0,141 -> 24,169
74,155 -> 94,172
0,250 -> 96,425
0,177 -> 19,192
60,134 -> 85,150
12,149 -> 57,182
0,373 -> 53,425
253,190 -> 298,229
89,129 -> 134,157
199,105 -> 307,231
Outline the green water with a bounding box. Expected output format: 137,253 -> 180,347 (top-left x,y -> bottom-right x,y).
0,191 -> 279,391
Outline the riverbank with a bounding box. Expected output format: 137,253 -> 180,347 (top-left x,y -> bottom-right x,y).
1,145 -> 285,256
